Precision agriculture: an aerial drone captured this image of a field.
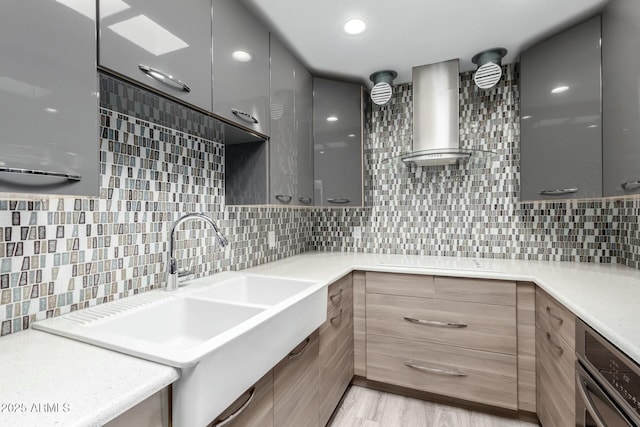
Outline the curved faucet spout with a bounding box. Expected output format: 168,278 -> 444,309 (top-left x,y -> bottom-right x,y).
167,212 -> 228,291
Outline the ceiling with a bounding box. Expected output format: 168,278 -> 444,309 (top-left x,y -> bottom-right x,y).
241,0 -> 609,86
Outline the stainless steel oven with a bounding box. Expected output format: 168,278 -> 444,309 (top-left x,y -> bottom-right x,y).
576,319 -> 640,426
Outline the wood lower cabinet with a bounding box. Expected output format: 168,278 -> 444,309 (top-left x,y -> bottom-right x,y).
273,331 -> 320,427
209,372 -> 273,427
105,388 -> 170,427
364,272 -> 521,411
535,288 -> 576,427
319,274 -> 354,426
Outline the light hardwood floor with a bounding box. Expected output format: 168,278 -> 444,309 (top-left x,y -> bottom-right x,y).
329,386 -> 540,427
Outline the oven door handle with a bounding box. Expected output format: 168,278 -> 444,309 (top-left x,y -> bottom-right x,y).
576,370 -> 608,427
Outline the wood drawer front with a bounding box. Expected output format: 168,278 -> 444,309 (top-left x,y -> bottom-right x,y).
328,274 -> 353,312
319,305 -> 353,369
366,334 -> 518,410
274,331 -> 319,427
536,288 -> 575,349
319,338 -> 353,426
210,371 -> 273,427
434,276 -> 516,306
366,293 -> 517,355
366,272 -> 434,298
536,325 -> 576,427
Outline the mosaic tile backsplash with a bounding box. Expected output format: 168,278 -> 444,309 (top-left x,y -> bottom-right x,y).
310,65 -> 640,268
0,74 -> 311,336
2,66 -> 640,337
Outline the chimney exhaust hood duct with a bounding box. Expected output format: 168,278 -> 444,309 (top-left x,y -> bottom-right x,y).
402,59 -> 471,166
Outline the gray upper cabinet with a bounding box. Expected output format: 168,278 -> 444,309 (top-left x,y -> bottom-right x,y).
602,0 -> 640,196
212,0 -> 270,136
0,0 -> 98,196
98,0 -> 213,112
269,36 -> 313,206
520,16 -> 602,201
313,78 -> 363,207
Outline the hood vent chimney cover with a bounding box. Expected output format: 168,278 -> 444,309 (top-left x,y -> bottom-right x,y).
471,48 -> 507,89
369,70 -> 397,106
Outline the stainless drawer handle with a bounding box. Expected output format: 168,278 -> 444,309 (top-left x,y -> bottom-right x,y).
231,109 -> 259,124
546,306 -> 564,324
327,198 -> 351,204
621,180 -> 640,190
298,197 -> 312,204
546,332 -> 564,355
404,317 -> 468,328
404,362 -> 468,377
538,188 -> 578,196
211,386 -> 256,427
330,309 -> 343,324
275,194 -> 292,204
329,288 -> 342,303
287,337 -> 310,359
0,167 -> 81,182
138,65 -> 190,92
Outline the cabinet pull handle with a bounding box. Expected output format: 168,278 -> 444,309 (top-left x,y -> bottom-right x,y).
403,316 -> 468,328
0,167 -> 81,182
298,197 -> 312,204
329,288 -> 342,303
546,306 -> 564,325
211,386 -> 256,427
287,337 -> 310,359
231,109 -> 259,124
621,180 -> 640,190
275,194 -> 292,203
327,198 -> 351,204
330,308 -> 343,323
546,332 -> 564,355
138,65 -> 190,92
404,362 -> 468,377
538,188 -> 578,196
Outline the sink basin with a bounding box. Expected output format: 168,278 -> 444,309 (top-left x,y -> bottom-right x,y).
90,297 -> 264,349
33,273 -> 328,427
189,275 -> 316,306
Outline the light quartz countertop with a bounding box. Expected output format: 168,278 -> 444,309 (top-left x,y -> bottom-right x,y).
244,252 -> 640,364
0,329 -> 179,427
2,251 -> 640,426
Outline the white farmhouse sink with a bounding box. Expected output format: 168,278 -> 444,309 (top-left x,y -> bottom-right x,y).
189,274 -> 316,306
33,273 -> 327,426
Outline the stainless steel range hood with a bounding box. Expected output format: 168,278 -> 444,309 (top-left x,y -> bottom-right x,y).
402,59 -> 471,166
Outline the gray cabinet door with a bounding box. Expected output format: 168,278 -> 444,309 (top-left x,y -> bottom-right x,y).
0,0 -> 98,196
212,0 -> 270,136
520,17 -> 602,201
269,37 -> 313,206
603,0 -> 640,196
313,78 -> 363,207
99,0 -> 212,112
296,67 -> 314,206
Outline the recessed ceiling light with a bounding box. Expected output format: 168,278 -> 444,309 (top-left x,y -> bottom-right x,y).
551,85 -> 570,94
232,50 -> 252,62
343,18 -> 367,35
326,116 -> 339,122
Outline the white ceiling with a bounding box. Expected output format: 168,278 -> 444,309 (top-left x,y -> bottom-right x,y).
242,0 -> 609,86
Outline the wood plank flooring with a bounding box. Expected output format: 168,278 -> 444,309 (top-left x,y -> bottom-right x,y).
329,386 -> 540,427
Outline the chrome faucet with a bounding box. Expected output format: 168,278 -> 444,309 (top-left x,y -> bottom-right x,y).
167,212 -> 229,291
